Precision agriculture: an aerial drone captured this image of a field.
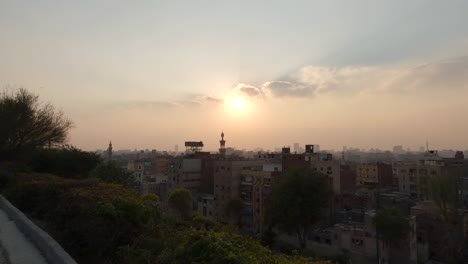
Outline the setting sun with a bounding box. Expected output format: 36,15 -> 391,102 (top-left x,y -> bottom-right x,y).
231,97 -> 246,111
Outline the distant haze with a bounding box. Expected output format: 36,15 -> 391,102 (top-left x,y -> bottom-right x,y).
1,1 -> 467,151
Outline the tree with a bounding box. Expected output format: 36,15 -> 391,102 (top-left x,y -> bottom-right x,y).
168,188 -> 193,219
265,170 -> 332,250
0,88 -> 73,159
373,207 -> 410,244
90,161 -> 137,188
224,198 -> 244,226
29,145 -> 101,178
429,174 -> 465,262
429,174 -> 462,224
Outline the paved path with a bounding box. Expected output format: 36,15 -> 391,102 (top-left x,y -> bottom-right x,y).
0,208 -> 47,264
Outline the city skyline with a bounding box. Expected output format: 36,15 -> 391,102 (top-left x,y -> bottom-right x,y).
1,1 -> 467,151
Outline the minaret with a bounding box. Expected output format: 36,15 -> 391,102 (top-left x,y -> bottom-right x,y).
107,141 -> 113,161
219,132 -> 226,157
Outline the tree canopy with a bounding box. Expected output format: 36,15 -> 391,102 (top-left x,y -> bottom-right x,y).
265,170 -> 332,249
0,88 -> 73,159
429,174 -> 465,262
168,188 -> 193,219
373,207 -> 410,243
429,174 -> 462,224
90,161 -> 137,188
225,198 -> 244,226
29,145 -> 101,178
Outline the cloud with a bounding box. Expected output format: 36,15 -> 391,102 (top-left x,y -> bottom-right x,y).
233,83 -> 263,98
202,95 -> 224,104
116,100 -> 179,109
234,54 -> 468,99
113,94 -> 224,110
166,94 -> 224,107
381,56 -> 468,93
261,81 -> 314,98
115,55 -> 468,111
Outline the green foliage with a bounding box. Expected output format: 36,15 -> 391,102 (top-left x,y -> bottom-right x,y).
1,173 -> 151,263
225,198 -> 243,217
28,146 -> 101,178
191,213 -> 221,230
429,174 -> 465,262
52,183 -> 152,261
155,227 -> 324,264
168,188 -> 193,219
265,170 -> 332,249
158,229 -> 272,264
0,88 -> 73,160
429,174 -> 462,224
261,228 -> 277,248
90,161 -> 137,188
373,207 -> 410,243
2,171 -> 326,264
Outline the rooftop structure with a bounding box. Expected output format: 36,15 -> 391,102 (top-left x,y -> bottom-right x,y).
219,132 -> 226,157
185,141 -> 204,152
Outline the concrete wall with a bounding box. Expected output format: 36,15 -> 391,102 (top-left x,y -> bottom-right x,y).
0,195 -> 77,264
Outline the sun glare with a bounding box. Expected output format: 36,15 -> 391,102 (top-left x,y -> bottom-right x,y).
231,97 -> 246,111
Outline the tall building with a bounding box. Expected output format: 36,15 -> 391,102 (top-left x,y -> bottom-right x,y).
168,156 -> 202,194
240,165 -> 281,233
213,159 -> 273,224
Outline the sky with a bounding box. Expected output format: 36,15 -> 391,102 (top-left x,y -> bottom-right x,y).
1,0 -> 467,152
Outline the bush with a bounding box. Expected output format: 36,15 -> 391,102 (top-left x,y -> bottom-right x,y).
157,229 -> 274,264
90,161 -> 136,188
1,173 -> 152,263
1,171 -> 325,264
28,146 -> 101,178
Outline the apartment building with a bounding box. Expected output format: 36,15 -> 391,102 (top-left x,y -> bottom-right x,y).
213,159 -> 271,224
239,164 -> 281,233
356,162 -> 392,187
393,151 -> 465,200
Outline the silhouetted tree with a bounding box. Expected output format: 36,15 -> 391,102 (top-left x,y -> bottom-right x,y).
168,188 -> 192,219
29,145 -> 101,178
373,207 -> 410,243
265,170 -> 331,250
429,174 -> 465,262
0,88 -> 73,159
224,198 -> 244,226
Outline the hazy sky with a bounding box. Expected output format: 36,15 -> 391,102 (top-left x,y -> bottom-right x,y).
1,1 -> 467,151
